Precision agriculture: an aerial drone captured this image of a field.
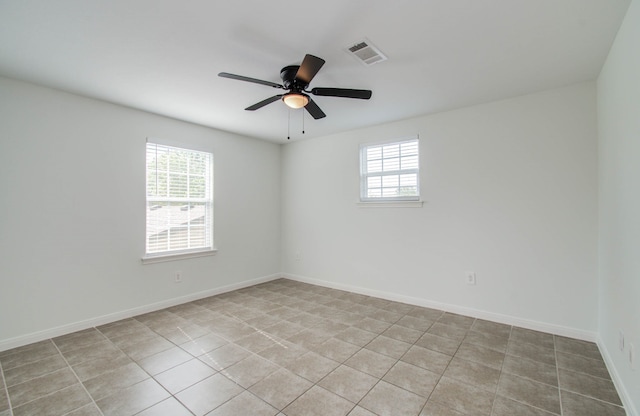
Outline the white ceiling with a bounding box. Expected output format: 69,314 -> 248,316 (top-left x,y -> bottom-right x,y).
0,0 -> 630,143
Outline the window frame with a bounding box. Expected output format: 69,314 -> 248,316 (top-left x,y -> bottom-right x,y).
142,141 -> 215,263
359,136 -> 421,203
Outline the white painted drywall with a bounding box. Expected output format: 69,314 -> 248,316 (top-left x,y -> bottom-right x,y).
0,77 -> 281,346
597,0 -> 640,413
281,82 -> 598,334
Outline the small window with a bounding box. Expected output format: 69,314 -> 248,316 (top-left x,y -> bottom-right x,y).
360,137 -> 419,201
145,142 -> 213,258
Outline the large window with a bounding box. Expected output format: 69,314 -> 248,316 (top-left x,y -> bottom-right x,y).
360,137 -> 420,201
145,142 -> 213,259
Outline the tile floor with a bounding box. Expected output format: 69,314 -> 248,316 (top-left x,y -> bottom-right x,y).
0,279 -> 626,416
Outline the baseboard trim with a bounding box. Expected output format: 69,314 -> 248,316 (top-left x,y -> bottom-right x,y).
0,273 -> 282,353
283,273 -> 597,342
597,337 -> 638,416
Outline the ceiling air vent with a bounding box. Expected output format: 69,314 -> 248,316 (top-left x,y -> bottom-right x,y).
347,39 -> 387,66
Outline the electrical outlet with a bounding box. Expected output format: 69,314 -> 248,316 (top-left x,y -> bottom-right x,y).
295,251 -> 301,261
466,272 -> 476,285
619,330 -> 625,351
630,343 -> 636,370
175,271 -> 182,283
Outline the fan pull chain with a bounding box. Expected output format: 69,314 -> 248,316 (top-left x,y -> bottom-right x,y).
287,109 -> 291,140
302,109 -> 305,134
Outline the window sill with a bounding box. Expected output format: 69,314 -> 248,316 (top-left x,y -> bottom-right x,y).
357,200 -> 424,208
141,248 -> 218,264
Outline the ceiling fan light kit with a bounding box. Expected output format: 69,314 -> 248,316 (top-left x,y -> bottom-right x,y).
218,54 -> 372,120
282,93 -> 309,109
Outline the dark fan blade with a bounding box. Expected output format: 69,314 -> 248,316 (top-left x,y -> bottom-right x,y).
310,87 -> 372,99
218,72 -> 284,89
245,95 -> 284,111
304,98 -> 326,119
295,55 -> 325,86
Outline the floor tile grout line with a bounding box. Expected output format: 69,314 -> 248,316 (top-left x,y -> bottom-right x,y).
489,324 -> 514,416
50,340 -> 105,416
554,334 -> 564,415
0,359 -> 15,416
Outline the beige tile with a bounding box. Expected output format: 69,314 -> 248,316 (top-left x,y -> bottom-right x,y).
420,401 -> 465,415
224,354 -> 280,388
137,346 -> 193,375
471,319 -> 511,339
497,373 -> 560,414
364,335 -> 412,359
198,343 -> 250,371
360,380 -> 426,416
154,358 -> 216,394
287,328 -> 332,350
207,391 -> 278,416
175,373 -> 243,416
95,378 -> 169,416
250,368 -> 313,410
395,315 -> 434,332
491,395 -> 558,416
560,390 -> 626,416
283,385 -> 355,416
53,329 -> 106,353
71,350 -> 132,381
8,367 -> 78,407
180,332 -> 227,356
454,342 -> 505,369
65,404 -> 103,415
383,361 -> 440,397
82,361 -> 149,400
443,357 -> 501,392
506,340 -> 556,366
407,307 -> 444,321
437,313 -> 475,330
464,330 -> 509,352
353,318 -> 392,334
415,333 -> 461,356
556,351 -> 611,380
61,340 -> 122,366
131,397 -> 192,416
3,353 -> 67,387
348,406 -> 378,416
401,345 -> 452,374
311,337 -> 360,362
256,339 -> 308,367
510,327 -> 555,349
0,341 -> 59,370
558,368 -> 622,405
427,323 -> 468,342
155,323 -> 210,344
335,327 -> 378,347
554,336 -> 602,360
502,354 -> 558,386
285,351 -> 339,383
318,365 -> 378,403
382,324 -> 424,343
344,349 -> 397,378
430,377 -> 495,415
263,321 -> 305,339
120,335 -> 174,361
11,383 -> 90,416
383,301 -> 414,315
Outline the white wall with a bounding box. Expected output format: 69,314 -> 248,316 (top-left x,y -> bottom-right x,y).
597,0 -> 640,413
0,77 -> 281,348
281,82 -> 598,337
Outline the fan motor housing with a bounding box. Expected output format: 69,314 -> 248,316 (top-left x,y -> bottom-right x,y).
280,65 -> 303,90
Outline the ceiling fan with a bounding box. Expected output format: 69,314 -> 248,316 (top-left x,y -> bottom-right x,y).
218,54 -> 372,120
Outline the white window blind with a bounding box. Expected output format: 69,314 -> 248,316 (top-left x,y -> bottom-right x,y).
145,142 -> 213,257
360,138 -> 419,201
